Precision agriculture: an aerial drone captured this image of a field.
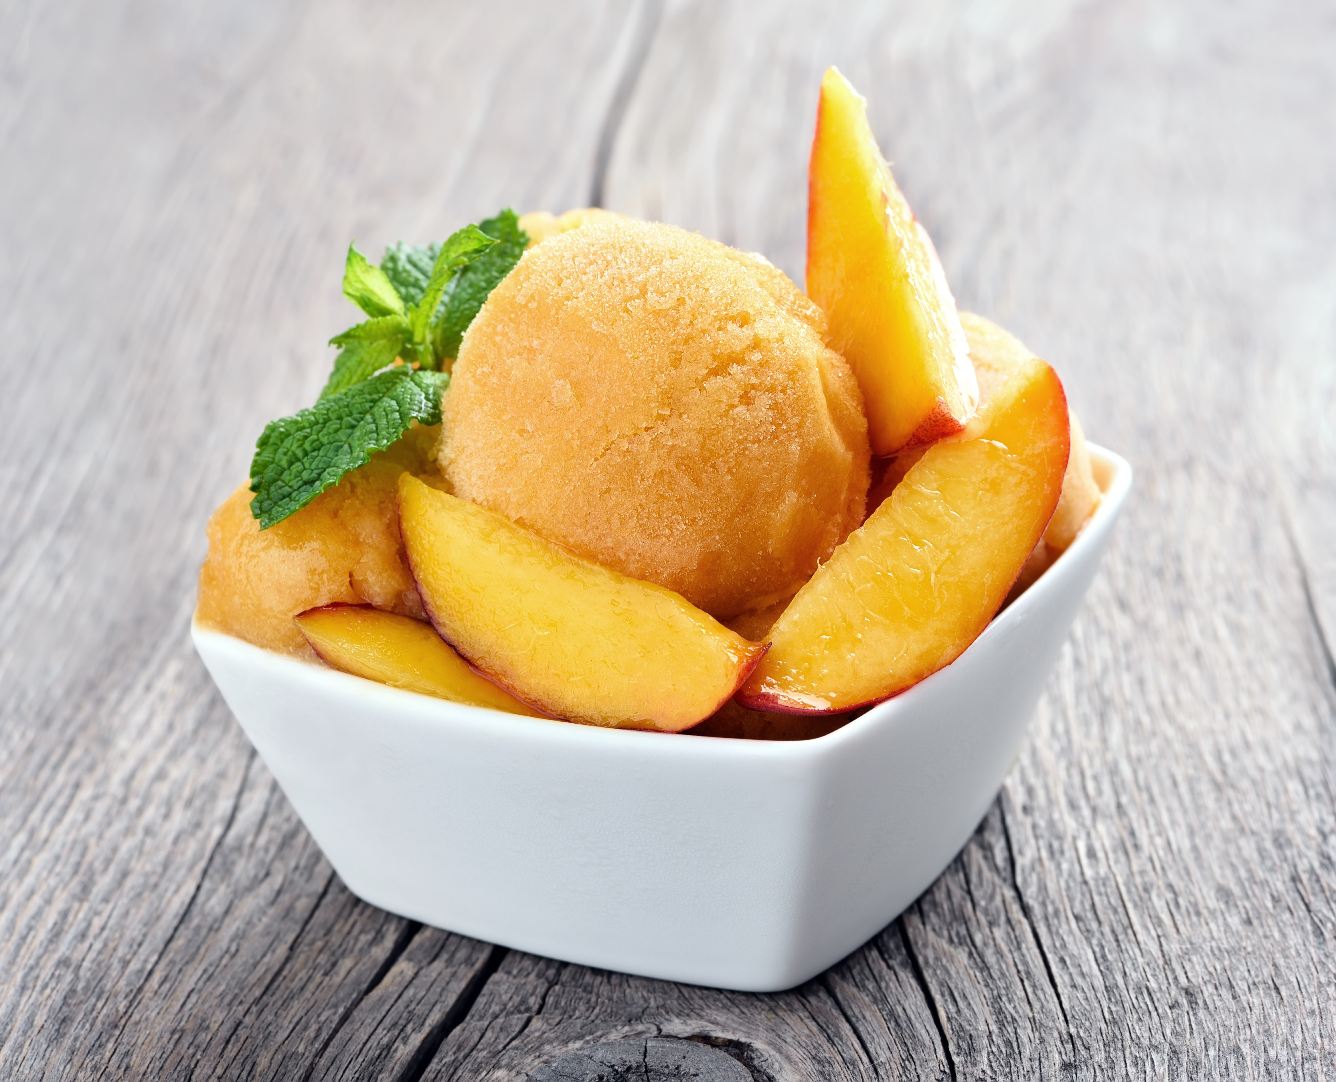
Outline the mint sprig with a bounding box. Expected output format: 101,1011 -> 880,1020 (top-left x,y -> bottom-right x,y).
319,335 -> 403,401
324,225 -> 494,390
341,246 -> 406,319
250,369 -> 448,529
409,227 -> 494,350
380,242 -> 440,307
249,210 -> 529,527
434,209 -> 528,358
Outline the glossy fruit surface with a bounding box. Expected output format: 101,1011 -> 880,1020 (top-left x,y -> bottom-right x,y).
399,477 -> 767,731
807,67 -> 976,454
296,604 -> 539,715
739,358 -> 1070,713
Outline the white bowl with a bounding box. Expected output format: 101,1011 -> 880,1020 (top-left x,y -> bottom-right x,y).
193,445 -> 1130,992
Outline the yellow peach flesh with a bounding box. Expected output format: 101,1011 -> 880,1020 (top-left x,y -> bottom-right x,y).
398,476 -> 766,732
295,604 -> 540,715
958,312 -> 1101,552
806,67 -> 977,454
738,359 -> 1070,714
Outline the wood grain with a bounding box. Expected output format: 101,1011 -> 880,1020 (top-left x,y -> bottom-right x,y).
1,0 -> 1332,1079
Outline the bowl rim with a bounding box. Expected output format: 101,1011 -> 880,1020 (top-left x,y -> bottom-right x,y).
193,443 -> 1131,764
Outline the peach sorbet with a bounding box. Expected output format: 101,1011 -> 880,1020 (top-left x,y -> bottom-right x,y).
439,217 -> 870,619
197,428 -> 438,656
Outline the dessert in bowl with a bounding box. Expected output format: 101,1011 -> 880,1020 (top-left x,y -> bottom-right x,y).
193,68 -> 1129,989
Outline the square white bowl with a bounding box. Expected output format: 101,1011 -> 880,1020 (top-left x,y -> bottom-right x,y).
193,445 -> 1130,992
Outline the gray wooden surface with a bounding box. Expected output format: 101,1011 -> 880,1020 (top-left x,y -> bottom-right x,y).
2,0 -> 1333,1078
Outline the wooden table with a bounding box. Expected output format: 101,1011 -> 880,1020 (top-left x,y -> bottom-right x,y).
3,1 -> 1332,1078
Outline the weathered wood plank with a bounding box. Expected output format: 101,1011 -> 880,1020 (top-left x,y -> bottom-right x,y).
531,1039 -> 754,1082
422,947 -> 947,1080
0,1 -> 639,1078
1,0 -> 1333,1078
429,0 -> 1336,1077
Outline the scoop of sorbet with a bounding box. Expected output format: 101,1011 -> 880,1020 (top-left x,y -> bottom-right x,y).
197,428 -> 437,656
440,217 -> 870,619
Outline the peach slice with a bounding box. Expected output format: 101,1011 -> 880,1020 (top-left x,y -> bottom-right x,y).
1044,410 -> 1100,551
692,602 -> 851,740
397,476 -> 767,731
295,604 -> 540,715
737,357 -> 1070,714
958,312 -> 1100,552
871,314 -> 1101,558
866,446 -> 927,512
807,67 -> 978,454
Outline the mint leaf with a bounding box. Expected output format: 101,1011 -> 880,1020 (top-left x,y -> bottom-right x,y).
342,245 -> 405,318
376,212 -> 525,365
246,212 -> 525,528
318,337 -> 403,401
434,209 -> 528,359
320,314 -> 410,399
251,368 -> 447,528
380,243 -> 440,308
328,313 -> 410,348
408,225 -> 496,352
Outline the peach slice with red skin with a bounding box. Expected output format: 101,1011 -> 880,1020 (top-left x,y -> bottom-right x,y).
737,357 -> 1070,715
806,67 -> 978,455
869,314 -> 1100,606
397,476 -> 767,732
957,312 -> 1100,554
295,604 -> 541,715
691,601 -> 850,740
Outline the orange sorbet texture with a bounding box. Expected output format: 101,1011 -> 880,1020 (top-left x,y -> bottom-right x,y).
439,218 -> 870,619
